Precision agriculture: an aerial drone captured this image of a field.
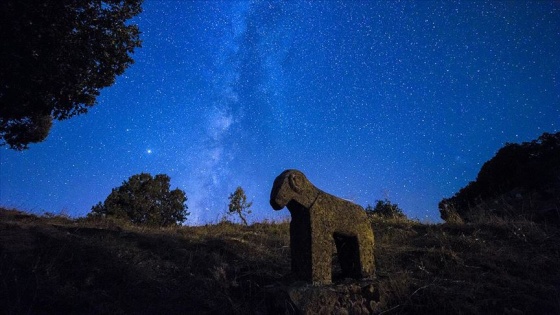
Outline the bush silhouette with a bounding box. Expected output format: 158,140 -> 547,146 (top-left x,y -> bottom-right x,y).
365,199 -> 406,219
90,173 -> 189,227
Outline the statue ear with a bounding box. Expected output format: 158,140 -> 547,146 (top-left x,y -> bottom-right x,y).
289,173 -> 304,193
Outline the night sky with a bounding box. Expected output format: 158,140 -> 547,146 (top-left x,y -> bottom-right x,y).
1,1 -> 559,224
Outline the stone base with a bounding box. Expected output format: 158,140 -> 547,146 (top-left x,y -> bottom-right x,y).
265,279 -> 381,315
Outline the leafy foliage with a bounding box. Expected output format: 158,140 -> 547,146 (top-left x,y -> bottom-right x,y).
365,199 -> 406,219
0,0 -> 142,150
439,132 -> 560,223
90,173 -> 188,227
228,186 -> 253,225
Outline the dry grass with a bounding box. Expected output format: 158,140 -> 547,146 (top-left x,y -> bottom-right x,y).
1,207 -> 559,314
371,216 -> 560,314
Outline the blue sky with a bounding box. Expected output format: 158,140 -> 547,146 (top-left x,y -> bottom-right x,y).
1,1 -> 559,224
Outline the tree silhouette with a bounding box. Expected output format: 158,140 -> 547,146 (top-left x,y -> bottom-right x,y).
439,132 -> 560,223
90,173 -> 189,227
0,0 -> 142,150
228,186 -> 253,225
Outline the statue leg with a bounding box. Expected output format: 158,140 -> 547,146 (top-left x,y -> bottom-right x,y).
357,231 -> 375,278
290,221 -> 313,281
311,230 -> 333,285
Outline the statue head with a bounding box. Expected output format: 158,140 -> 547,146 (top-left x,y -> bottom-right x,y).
270,169 -> 316,210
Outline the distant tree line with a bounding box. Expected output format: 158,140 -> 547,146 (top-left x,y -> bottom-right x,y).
90,173 -> 256,227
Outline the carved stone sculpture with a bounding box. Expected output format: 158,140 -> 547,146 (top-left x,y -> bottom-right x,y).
270,169 -> 375,285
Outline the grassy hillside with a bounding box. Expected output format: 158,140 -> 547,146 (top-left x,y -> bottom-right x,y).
1,207 -> 559,314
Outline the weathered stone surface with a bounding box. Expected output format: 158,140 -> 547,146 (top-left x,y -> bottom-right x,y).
265,281 -> 381,315
270,169 -> 375,285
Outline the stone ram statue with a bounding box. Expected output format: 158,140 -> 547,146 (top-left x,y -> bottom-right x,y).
270,169 -> 375,285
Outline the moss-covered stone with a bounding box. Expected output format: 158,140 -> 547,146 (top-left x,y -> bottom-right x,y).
270,169 -> 375,285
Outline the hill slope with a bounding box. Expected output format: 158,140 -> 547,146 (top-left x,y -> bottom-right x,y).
439,132 -> 560,224
1,208 -> 559,314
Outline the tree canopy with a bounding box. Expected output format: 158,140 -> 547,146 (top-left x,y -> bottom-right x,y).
439,132 -> 560,223
90,173 -> 189,227
0,0 -> 142,150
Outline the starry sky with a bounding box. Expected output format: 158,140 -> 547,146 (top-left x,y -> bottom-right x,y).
1,1 -> 559,224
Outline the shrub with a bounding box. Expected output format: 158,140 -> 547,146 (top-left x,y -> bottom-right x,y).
365,199 -> 406,219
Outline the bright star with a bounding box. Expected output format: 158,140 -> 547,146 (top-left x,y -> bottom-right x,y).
147,149 -> 152,154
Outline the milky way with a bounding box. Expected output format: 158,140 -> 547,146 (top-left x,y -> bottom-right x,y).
1,1 -> 559,224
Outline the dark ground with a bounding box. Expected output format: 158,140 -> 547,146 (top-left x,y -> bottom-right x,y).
1,208 -> 559,314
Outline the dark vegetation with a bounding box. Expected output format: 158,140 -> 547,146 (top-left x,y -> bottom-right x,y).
440,132 -> 560,224
228,186 -> 253,225
0,0 -> 142,150
1,207 -> 558,314
2,0 -> 559,312
90,173 -> 189,227
366,199 -> 406,220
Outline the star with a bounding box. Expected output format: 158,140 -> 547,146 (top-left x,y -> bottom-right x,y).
1,1 -> 558,224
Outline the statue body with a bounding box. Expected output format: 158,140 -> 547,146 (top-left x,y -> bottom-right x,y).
270,169 -> 375,285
